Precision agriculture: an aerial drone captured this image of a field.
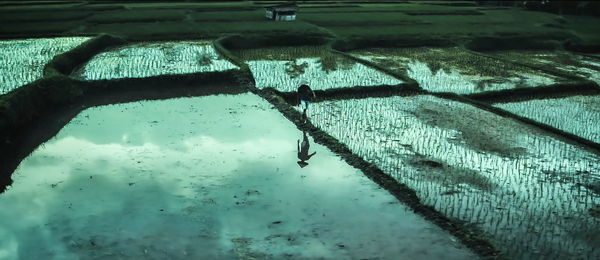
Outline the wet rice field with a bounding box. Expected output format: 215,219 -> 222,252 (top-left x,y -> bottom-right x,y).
1,37 -> 600,260
308,96 -> 600,260
0,37 -> 90,94
0,94 -> 476,259
493,50 -> 600,84
234,46 -> 403,92
496,95 -> 600,143
74,41 -> 239,80
350,47 -> 565,94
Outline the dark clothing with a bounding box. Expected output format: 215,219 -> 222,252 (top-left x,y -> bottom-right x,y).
297,84 -> 315,104
298,84 -> 314,101
297,84 -> 315,110
298,131 -> 316,163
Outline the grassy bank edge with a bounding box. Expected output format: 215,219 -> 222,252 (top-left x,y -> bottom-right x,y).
44,34 -> 128,77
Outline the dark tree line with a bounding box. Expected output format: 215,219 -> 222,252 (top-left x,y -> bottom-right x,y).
476,1 -> 600,16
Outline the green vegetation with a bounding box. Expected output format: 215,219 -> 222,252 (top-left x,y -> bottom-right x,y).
299,3 -> 480,14
496,95 -> 600,143
85,20 -> 330,41
491,50 -> 600,82
0,1 -> 597,52
300,12 -> 424,26
0,37 -> 91,94
76,41 -> 238,80
88,9 -> 186,23
231,45 -> 331,61
85,22 -> 205,40
0,10 -> 91,22
44,34 -> 127,77
348,47 -> 570,94
355,47 -> 555,78
191,10 -> 265,22
1,3 -> 599,260
0,21 -> 79,35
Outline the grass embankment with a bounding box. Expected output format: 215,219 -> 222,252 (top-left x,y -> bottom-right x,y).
268,83 -> 424,105
44,34 -> 127,77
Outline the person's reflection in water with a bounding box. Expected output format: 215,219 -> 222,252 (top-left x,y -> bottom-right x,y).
297,131 -> 316,168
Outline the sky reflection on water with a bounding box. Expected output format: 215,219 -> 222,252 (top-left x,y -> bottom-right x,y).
0,93 -> 475,260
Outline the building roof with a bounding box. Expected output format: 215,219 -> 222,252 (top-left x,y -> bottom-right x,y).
265,3 -> 299,12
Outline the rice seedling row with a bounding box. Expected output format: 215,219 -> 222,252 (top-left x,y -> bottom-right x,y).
75,41 -> 238,80
0,37 -> 90,95
350,47 -> 564,94
495,95 -> 600,144
493,50 -> 600,84
235,47 -> 402,92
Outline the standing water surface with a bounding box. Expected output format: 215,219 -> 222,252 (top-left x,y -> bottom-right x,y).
0,93 -> 476,259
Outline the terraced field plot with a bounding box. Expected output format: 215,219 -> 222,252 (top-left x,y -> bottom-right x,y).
233,46 -> 403,92
0,94 -> 476,260
308,95 -> 600,260
0,37 -> 90,95
493,50 -> 600,84
75,41 -> 238,80
350,47 -> 564,94
496,95 -> 600,144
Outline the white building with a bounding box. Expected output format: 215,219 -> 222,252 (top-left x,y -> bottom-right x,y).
265,4 -> 298,21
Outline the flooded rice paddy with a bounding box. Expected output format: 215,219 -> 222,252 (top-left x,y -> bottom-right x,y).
494,51 -> 600,84
0,94 -> 476,259
2,37 -> 600,260
350,47 -> 563,94
234,46 -> 402,92
0,37 -> 90,95
308,95 -> 600,260
496,95 -> 600,144
74,41 -> 238,80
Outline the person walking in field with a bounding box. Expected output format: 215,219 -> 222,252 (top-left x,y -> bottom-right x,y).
297,83 -> 316,123
297,83 -> 316,112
